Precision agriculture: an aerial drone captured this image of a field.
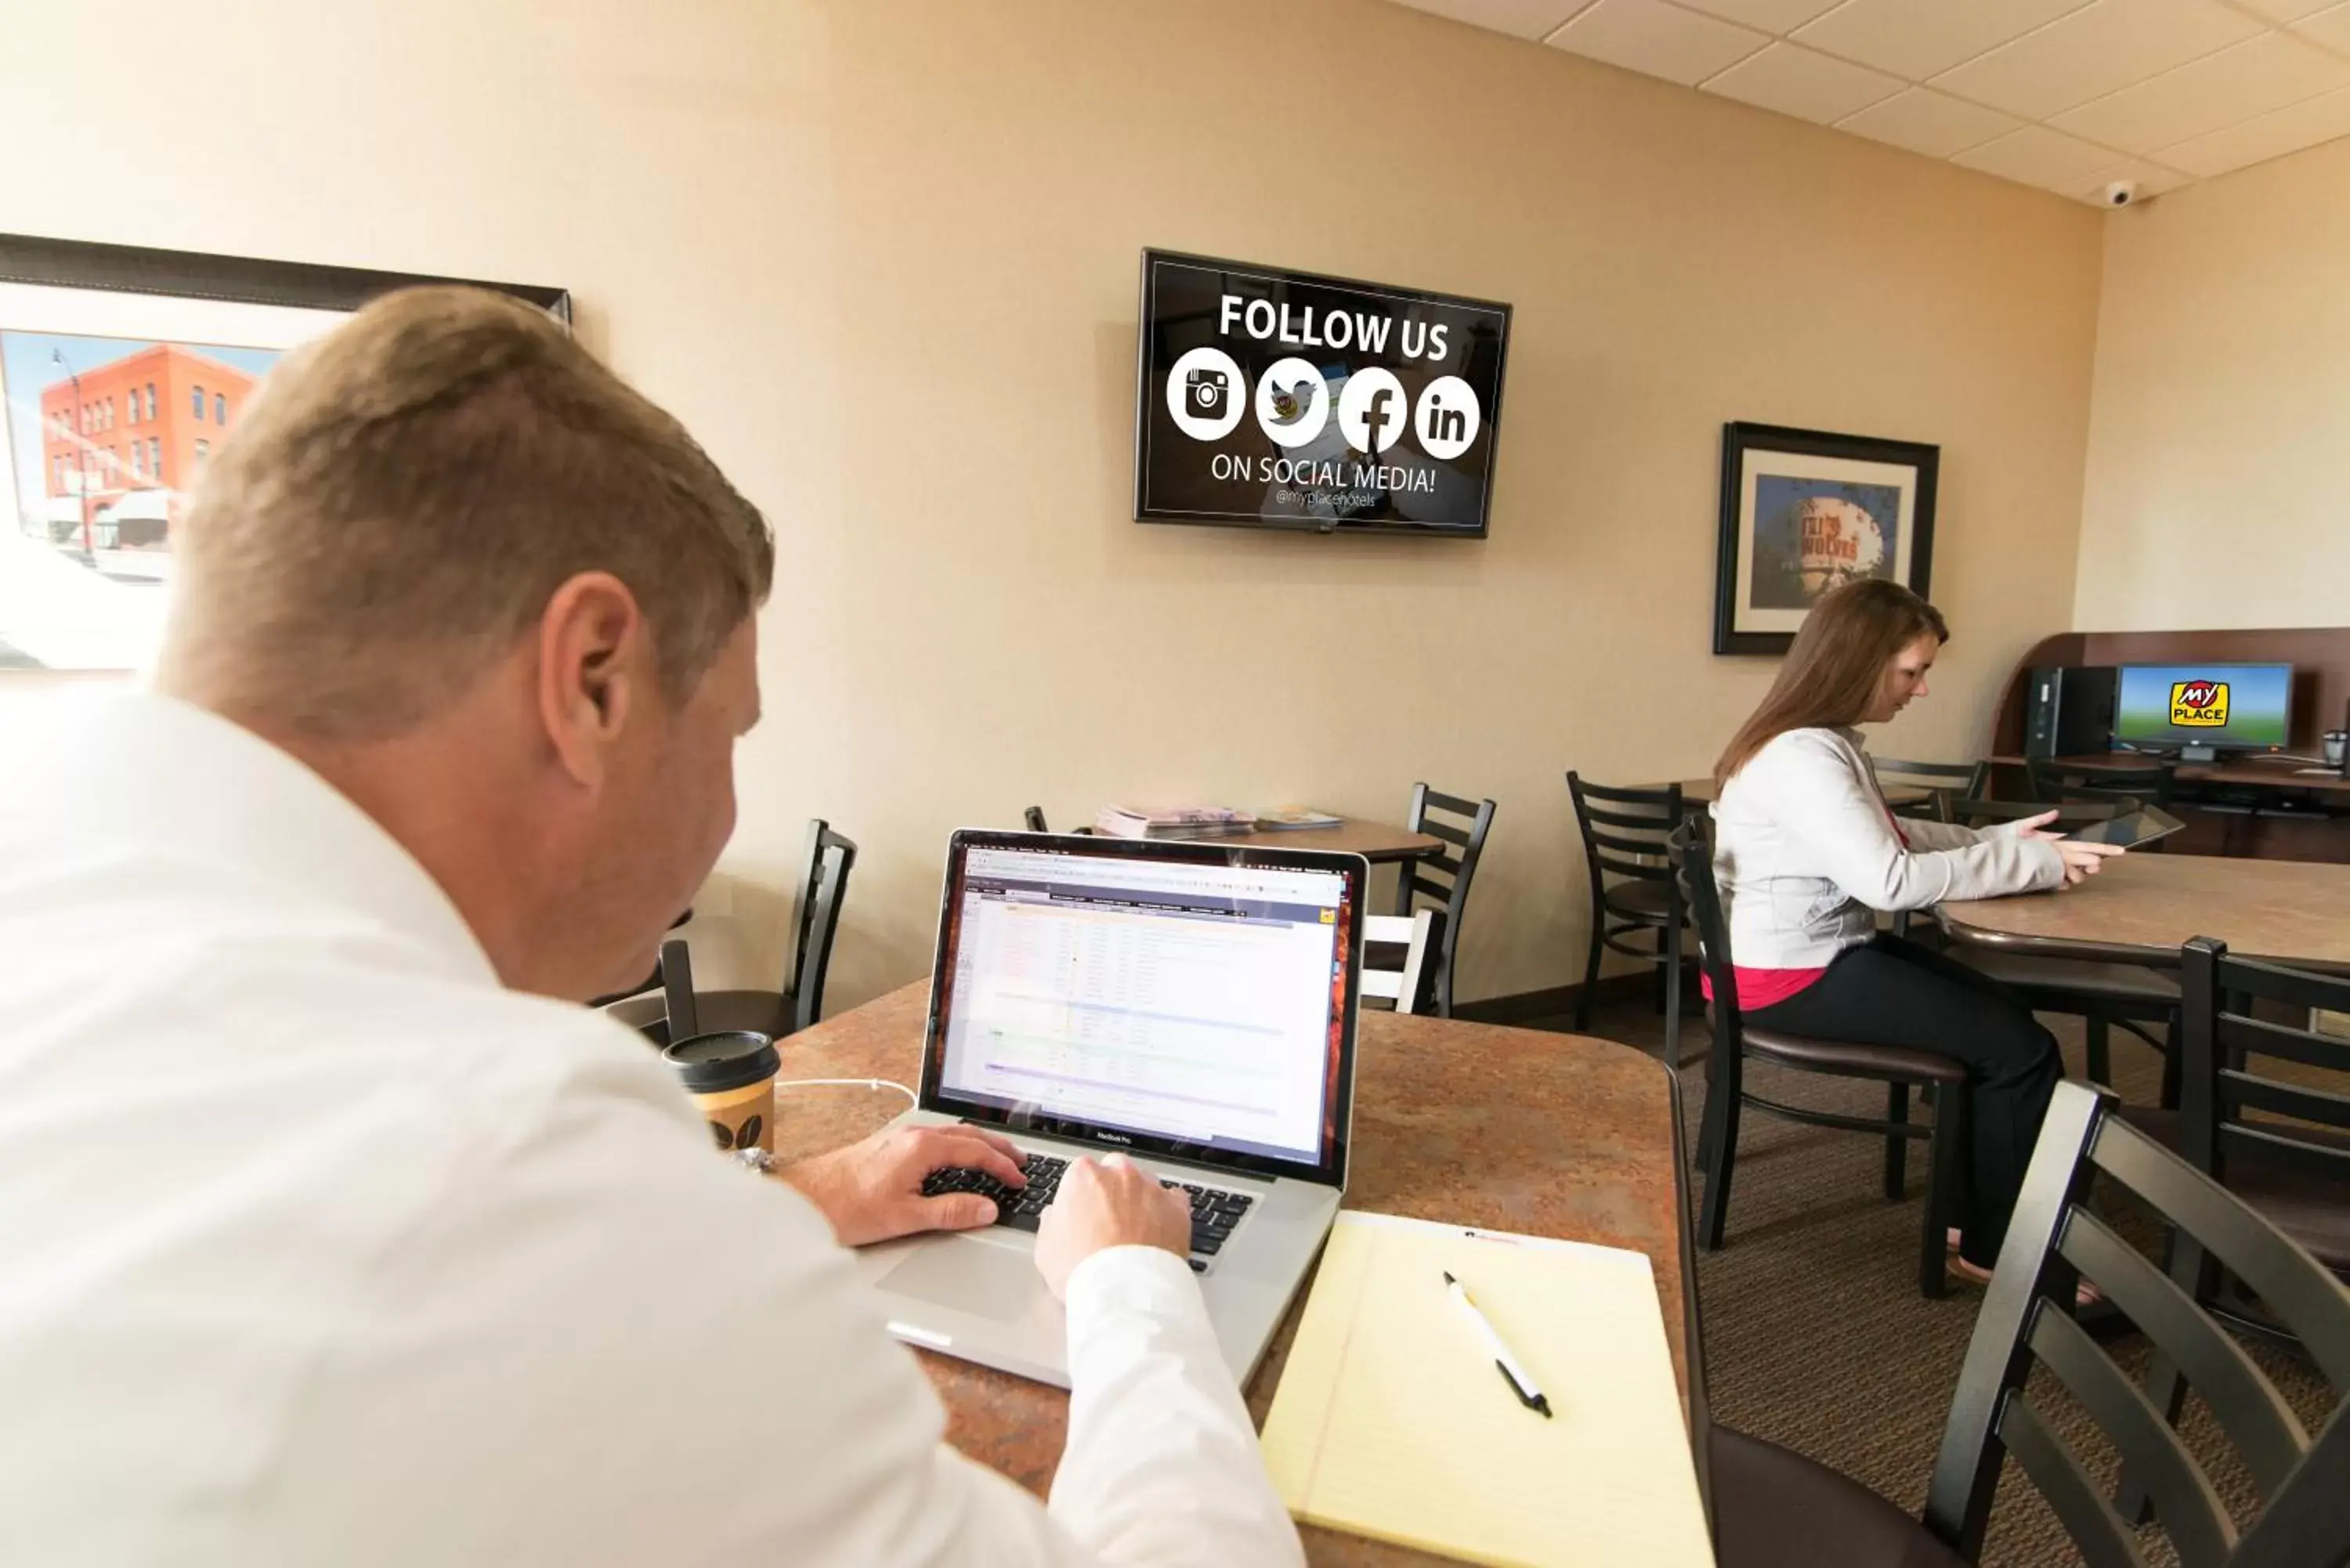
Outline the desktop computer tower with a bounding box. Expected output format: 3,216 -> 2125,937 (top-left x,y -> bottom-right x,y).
2023,665 -> 2117,758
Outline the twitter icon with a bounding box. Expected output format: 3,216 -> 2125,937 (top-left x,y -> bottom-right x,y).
1254,358 -> 1329,449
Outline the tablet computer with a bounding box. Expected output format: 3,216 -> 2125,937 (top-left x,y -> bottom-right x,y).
2065,806 -> 2185,849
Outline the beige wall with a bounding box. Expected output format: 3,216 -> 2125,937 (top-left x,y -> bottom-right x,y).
2,0 -> 2104,1007
2077,135 -> 2350,633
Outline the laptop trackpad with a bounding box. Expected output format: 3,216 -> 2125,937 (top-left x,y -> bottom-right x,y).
880,1237 -> 1044,1321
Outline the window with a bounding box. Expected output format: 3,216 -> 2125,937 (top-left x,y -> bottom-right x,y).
194,439 -> 211,469
193,385 -> 205,421
215,393 -> 227,425
53,456 -> 67,488
149,438 -> 162,481
81,406 -> 91,433
132,443 -> 144,478
146,384 -> 157,421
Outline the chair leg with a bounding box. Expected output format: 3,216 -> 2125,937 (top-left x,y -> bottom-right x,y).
1661,920 -> 1684,1063
2160,1006 -> 2182,1111
1883,1082 -> 1910,1200
1575,904 -> 1605,1031
1697,1073 -> 1741,1252
1652,925 -> 1669,1014
2084,1016 -> 2111,1087
1920,1084 -> 1967,1299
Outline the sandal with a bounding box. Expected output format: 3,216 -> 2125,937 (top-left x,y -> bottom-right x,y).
1946,1234 -> 2103,1310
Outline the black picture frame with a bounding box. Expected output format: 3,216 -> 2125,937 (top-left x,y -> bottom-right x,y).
1712,421 -> 1939,656
0,232 -> 569,323
0,234 -> 569,673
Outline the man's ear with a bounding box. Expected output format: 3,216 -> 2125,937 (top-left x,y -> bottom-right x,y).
536,572 -> 646,788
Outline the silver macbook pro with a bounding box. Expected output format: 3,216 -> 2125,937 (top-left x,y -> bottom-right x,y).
853,828 -> 1366,1389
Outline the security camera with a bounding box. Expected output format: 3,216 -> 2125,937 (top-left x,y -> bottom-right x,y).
2102,180 -> 2139,208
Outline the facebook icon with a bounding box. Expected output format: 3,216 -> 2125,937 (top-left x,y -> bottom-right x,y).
1336,367 -> 1408,456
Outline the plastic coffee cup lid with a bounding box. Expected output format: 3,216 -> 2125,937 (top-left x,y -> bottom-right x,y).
663,1030 -> 779,1094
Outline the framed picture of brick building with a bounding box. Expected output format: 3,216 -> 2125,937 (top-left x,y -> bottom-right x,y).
0,234 -> 568,672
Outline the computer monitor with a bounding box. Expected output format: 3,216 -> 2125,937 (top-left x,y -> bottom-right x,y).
2113,662 -> 2293,760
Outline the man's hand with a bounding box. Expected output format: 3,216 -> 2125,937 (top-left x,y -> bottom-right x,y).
1033,1154 -> 1193,1300
783,1122 -> 1027,1248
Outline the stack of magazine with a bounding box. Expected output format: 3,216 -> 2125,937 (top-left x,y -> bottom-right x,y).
1093,805 -> 1256,839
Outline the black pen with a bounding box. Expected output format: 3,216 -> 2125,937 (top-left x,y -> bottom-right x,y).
1444,1270 -> 1552,1418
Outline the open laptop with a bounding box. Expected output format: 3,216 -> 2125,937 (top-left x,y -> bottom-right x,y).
852,828 -> 1366,1389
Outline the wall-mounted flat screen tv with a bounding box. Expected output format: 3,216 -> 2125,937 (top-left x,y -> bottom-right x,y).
1133,249 -> 1510,538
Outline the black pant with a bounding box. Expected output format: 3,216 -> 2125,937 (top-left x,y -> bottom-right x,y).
1746,934 -> 2061,1270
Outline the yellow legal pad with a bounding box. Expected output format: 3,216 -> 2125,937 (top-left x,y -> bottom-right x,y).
1260,1211 -> 1714,1567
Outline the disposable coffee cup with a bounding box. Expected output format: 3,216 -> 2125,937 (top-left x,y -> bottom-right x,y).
663,1030 -> 780,1154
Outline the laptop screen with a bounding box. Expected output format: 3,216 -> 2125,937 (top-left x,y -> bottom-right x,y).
920,831 -> 1362,1185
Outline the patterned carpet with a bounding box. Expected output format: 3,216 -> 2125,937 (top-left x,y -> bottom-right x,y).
1531,995 -> 2337,1568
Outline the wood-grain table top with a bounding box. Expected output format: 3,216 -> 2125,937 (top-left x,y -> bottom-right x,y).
1941,854 -> 2350,970
771,982 -> 1694,1566
1159,817 -> 1446,863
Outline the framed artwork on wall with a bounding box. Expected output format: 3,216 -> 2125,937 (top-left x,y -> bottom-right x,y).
0,233 -> 569,674
1712,421 -> 1939,656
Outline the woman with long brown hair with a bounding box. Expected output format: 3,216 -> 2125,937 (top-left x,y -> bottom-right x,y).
1709,578 -> 2119,1282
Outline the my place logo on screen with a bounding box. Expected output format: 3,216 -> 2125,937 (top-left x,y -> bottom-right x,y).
2171,680 -> 2231,728
1163,349 -> 1480,461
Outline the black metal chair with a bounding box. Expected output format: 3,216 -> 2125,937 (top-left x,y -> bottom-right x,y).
1567,774 -> 1689,1053
1393,783 -> 1495,1020
1941,794 -> 2183,1093
1672,816 -> 1970,1298
2137,938 -> 2350,1287
2029,757 -> 2178,852
1709,1080 -> 2350,1566
1022,805 -> 1048,833
608,818 -> 857,1048
1871,757 -> 1987,823
1924,1079 -> 2350,1563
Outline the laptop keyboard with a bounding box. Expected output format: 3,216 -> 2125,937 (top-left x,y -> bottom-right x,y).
919,1151 -> 1255,1273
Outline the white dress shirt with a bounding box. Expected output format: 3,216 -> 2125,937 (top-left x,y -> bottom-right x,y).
1711,726 -> 2063,970
0,693 -> 1304,1568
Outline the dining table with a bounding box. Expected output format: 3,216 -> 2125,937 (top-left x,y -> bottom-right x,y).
768,981 -> 1704,1565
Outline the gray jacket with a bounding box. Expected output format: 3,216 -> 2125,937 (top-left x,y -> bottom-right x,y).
1709,727 -> 2065,970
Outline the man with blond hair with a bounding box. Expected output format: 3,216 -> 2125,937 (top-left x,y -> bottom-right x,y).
0,287 -> 1303,1567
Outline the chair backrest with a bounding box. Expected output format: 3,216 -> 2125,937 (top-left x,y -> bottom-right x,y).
1360,909 -> 1444,1016
1566,773 -> 1683,891
2181,937 -> 2350,1194
2030,757 -> 2176,808
1394,783 -> 1496,1019
1923,1080 -> 2350,1565
1668,816 -> 1744,1072
1022,805 -> 1048,833
1871,757 -> 1987,823
783,818 -> 859,1034
660,936 -> 699,1042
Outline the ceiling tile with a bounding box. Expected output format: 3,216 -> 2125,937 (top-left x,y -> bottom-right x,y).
1835,86 -> 2027,156
1932,0 -> 2265,121
1671,0 -> 1846,31
1546,0 -> 1772,85
2066,155 -> 2196,202
2050,31 -> 2350,153
2153,79 -> 2350,171
1702,42 -> 1905,121
2292,2 -> 2350,52
2230,0 -> 2338,20
1951,123 -> 2128,190
1794,0 -> 2092,82
1384,0 -> 1598,40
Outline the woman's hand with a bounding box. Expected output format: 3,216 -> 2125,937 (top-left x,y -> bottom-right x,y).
2012,809 -> 2125,887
